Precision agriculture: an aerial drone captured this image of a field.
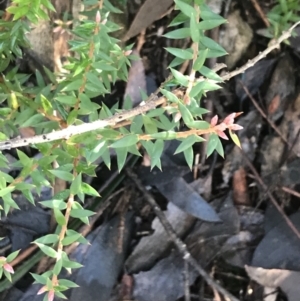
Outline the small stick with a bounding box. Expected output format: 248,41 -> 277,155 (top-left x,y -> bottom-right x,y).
183,260 -> 191,301
250,0 -> 270,28
240,82 -> 295,154
240,149 -> 300,240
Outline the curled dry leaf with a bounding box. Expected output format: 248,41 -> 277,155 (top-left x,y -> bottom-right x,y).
245,265 -> 300,301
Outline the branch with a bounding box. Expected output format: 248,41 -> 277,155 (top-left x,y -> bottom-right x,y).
0,93 -> 165,150
0,21 -> 299,151
221,20 -> 300,81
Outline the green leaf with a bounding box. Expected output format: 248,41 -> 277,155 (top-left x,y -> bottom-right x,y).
98,128 -> 120,139
160,89 -> 179,103
31,273 -> 48,285
163,28 -> 190,39
102,148 -> 111,169
40,199 -> 67,210
115,147 -> 128,171
201,37 -> 227,54
229,130 -> 241,148
34,234 -> 59,245
169,57 -> 186,68
70,174 -> 82,195
189,120 -> 210,130
6,250 -> 20,262
81,182 -> 100,197
174,135 -> 202,154
62,232 -> 82,246
54,208 -> 66,226
2,193 -> 19,214
0,186 -> 15,197
42,66 -> 56,84
20,114 -> 45,127
175,0 -> 195,16
86,72 -> 102,87
215,137 -> 224,157
146,108 -> 166,118
193,49 -> 208,70
141,141 -> 154,156
40,94 -> 53,115
35,243 -> 58,258
199,66 -> 223,82
17,149 -> 32,166
70,208 -> 95,218
170,68 -> 189,86
165,47 -> 193,60
183,147 -> 194,170
190,81 -> 221,98
149,131 -> 177,140
178,102 -> 194,125
190,12 -> 200,42
201,4 -> 226,22
150,139 -> 164,170
198,19 -> 226,30
53,259 -> 63,276
86,140 -> 108,164
127,144 -> 141,156
169,11 -> 189,26
4,270 -> 12,282
110,134 -> 138,148
143,115 -> 158,134
62,79 -> 83,92
56,95 -> 77,105
49,170 -> 73,181
130,115 -> 143,134
59,279 -> 79,288
207,133 -> 218,157
38,155 -> 57,167
62,256 -> 83,269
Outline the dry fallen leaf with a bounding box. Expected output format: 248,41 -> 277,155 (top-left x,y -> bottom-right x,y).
245,265 -> 300,301
123,0 -> 173,41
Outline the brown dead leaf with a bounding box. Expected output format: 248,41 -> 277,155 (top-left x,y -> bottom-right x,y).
233,167 -> 250,206
19,127 -> 35,138
123,50 -> 146,107
265,54 -> 295,122
50,0 -> 71,19
122,0 -> 173,41
53,30 -> 71,73
119,274 -> 134,301
267,94 -> 280,115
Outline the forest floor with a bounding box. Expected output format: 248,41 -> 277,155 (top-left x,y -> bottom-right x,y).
2,0 -> 300,300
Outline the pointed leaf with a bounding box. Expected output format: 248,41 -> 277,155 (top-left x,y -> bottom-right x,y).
207,133 -> 218,157
175,135 -> 201,154
184,146 -> 194,170
110,134 -> 139,148
49,170 -> 73,181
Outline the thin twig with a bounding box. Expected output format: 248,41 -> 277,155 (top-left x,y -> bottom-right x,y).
240,149 -> 300,240
240,82 -> 295,154
281,186 -> 300,199
183,260 -> 191,301
1,21 -> 299,151
221,21 -> 300,81
126,168 -> 240,301
250,0 -> 270,28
